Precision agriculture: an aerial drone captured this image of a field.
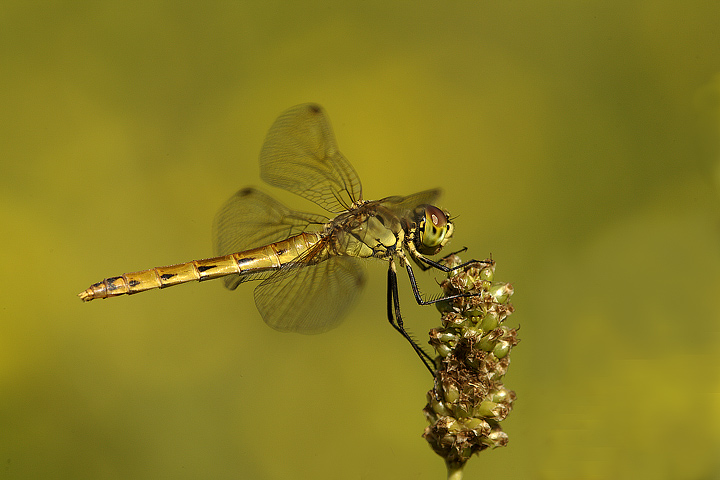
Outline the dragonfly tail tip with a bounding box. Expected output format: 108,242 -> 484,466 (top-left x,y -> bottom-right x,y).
78,289 -> 93,302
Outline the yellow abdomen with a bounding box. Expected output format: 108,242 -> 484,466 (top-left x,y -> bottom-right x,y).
78,232 -> 323,301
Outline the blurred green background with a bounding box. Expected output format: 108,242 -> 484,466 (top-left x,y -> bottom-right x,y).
2,2 -> 719,479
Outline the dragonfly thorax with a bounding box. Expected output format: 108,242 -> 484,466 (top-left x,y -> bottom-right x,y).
329,208 -> 400,259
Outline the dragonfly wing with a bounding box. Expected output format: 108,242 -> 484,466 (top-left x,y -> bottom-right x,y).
378,188 -> 442,221
253,252 -> 366,334
213,187 -> 329,290
259,104 -> 363,214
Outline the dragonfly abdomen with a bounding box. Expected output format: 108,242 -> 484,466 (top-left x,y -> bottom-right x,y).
77,257 -> 238,301
78,232 -> 324,302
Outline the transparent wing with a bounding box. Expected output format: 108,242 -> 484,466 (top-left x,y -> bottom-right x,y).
259,103 -> 363,214
253,246 -> 366,334
213,187 -> 329,289
377,188 -> 442,221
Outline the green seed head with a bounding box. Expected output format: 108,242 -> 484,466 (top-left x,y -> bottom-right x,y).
422,258 -> 518,470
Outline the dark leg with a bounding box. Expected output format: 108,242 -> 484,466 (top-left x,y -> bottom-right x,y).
387,258 -> 436,375
404,262 -> 485,306
414,247 -> 470,272
417,255 -> 492,273
441,246 -> 469,258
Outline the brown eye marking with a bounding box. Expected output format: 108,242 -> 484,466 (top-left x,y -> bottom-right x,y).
425,205 -> 447,228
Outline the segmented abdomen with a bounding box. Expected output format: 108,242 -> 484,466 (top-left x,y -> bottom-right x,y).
78,232 -> 323,301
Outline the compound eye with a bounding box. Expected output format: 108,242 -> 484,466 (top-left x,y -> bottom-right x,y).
420,205 -> 450,251
426,205 -> 447,229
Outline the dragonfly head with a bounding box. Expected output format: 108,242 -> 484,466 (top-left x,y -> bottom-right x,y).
415,205 -> 454,255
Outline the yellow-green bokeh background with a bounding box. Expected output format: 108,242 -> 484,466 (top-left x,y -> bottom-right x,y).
2,2 -> 720,479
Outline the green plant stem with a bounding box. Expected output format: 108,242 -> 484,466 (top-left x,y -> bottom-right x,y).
446,461 -> 464,480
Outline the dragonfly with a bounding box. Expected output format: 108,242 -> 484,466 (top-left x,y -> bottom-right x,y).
78,103 -> 486,374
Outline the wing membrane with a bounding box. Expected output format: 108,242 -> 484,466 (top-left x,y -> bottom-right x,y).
254,248 -> 366,334
213,187 -> 328,289
259,104 -> 363,213
378,189 -> 442,221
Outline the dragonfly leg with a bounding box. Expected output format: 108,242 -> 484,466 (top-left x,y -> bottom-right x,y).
405,232 -> 491,274
440,246 -> 469,260
387,258 -> 436,375
416,254 -> 492,273
404,261 -> 484,306
413,247 -> 470,272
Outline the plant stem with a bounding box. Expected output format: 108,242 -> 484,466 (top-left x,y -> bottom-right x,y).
446,461 -> 464,480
